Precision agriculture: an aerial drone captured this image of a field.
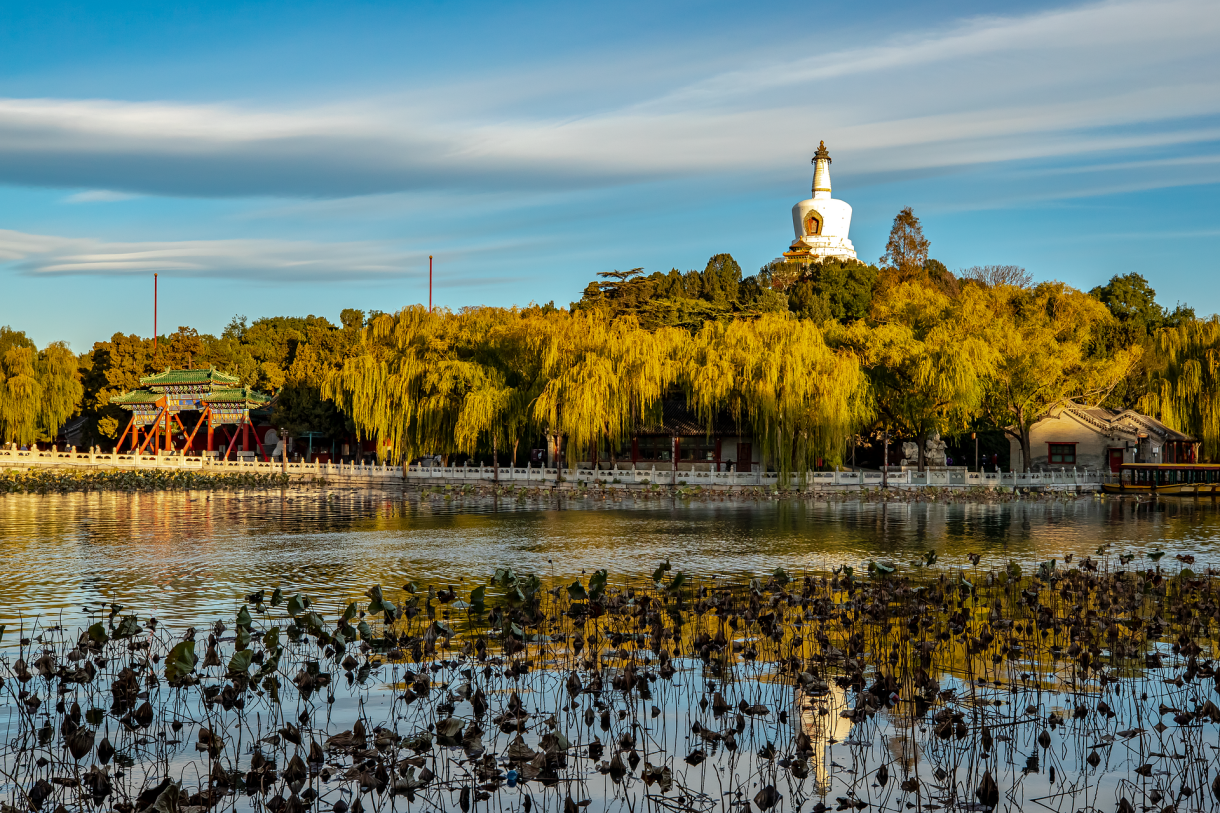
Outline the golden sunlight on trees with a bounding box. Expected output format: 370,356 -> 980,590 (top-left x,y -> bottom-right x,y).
323,306 -> 871,474
980,283 -> 1140,471
832,283 -> 996,470
879,207 -> 929,275
1142,318 -> 1220,461
532,312 -> 689,465
685,315 -> 871,474
0,328 -> 84,446
15,247 -> 1219,467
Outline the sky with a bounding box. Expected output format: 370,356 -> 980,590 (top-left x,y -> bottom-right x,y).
0,0 -> 1218,350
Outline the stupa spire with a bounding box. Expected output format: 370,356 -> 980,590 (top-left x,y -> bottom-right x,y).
812,141 -> 832,199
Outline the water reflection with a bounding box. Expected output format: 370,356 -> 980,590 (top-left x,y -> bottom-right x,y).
2,491 -> 1218,631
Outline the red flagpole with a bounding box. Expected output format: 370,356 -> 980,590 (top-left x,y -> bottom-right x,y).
153,273 -> 158,351
429,255 -> 433,313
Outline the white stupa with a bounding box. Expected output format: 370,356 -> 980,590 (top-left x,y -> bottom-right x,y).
779,141 -> 857,263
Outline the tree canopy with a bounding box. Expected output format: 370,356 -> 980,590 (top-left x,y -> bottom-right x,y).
16,207 -> 1220,468
0,326 -> 84,446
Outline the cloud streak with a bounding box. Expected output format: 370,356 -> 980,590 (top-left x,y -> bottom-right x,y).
0,0 -> 1213,199
0,228 -> 417,280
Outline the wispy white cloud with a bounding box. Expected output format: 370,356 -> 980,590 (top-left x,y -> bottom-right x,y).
0,227 -> 541,283
0,0 -> 1213,200
63,189 -> 139,203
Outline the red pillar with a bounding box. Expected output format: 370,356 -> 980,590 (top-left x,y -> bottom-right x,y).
207,420 -> 214,453
241,418 -> 250,453
132,425 -> 140,453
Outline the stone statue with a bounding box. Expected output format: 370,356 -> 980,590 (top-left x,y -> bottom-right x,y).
925,433 -> 948,467
901,441 -> 919,465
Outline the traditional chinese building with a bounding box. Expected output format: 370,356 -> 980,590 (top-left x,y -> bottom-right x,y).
110,368 -> 272,459
1011,401 -> 1198,472
779,141 -> 857,263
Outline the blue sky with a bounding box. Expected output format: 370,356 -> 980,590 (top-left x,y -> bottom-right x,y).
1,0 -> 1217,349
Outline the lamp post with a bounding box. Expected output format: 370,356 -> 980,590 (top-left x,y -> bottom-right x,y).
882,429 -> 889,489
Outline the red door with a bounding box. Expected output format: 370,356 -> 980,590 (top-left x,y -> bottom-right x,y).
737,442 -> 752,472
1108,448 -> 1124,473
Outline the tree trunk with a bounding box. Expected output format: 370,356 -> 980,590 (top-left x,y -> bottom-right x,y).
916,431 -> 927,472
1020,429 -> 1033,473
512,438 -> 519,469
493,439 -> 498,484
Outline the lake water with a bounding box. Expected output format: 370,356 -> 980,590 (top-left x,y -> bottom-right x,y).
2,489 -> 1217,813
2,489 -> 1217,631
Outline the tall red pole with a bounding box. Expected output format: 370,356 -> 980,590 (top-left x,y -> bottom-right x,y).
153,273 -> 158,351
429,255 -> 433,313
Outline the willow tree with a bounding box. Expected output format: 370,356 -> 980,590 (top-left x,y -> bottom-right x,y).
0,336 -> 83,447
323,306 -> 554,466
685,313 -> 871,475
1141,317 -> 1220,460
980,282 -> 1138,471
324,307 -> 489,463
0,345 -> 42,446
453,307 -> 548,466
531,312 -> 688,467
834,282 -> 996,470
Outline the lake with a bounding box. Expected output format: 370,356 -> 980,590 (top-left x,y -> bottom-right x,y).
1,488 -> 1216,813
2,489 -> 1216,630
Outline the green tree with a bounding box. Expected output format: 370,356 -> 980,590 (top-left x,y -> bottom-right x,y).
880,207 -> 929,276
783,258 -> 878,323
1090,273 -> 1195,409
574,254 -> 763,330
685,313 -> 871,475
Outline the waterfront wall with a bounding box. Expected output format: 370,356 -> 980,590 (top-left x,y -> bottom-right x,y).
0,447 -> 1110,490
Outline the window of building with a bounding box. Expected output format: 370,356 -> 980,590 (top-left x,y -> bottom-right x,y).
1048,443 -> 1076,465
636,436 -> 671,462
679,438 -> 716,462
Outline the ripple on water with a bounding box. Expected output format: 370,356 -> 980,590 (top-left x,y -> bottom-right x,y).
1,489 -> 1218,630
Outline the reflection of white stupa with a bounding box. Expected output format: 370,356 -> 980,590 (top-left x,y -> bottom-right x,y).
796,685 -> 854,794
780,141 -> 857,263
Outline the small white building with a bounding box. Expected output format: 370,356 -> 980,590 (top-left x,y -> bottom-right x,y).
778,141 -> 857,263
1011,401 -> 1197,472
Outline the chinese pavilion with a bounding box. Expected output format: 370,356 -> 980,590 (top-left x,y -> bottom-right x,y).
110,368 -> 272,459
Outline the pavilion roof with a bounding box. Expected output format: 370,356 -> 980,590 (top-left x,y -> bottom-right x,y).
202,387 -> 273,406
110,389 -> 163,407
140,367 -> 240,388
635,400 -> 737,436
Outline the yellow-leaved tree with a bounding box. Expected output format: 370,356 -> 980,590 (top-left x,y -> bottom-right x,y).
684,313 -> 871,475
0,333 -> 83,447
1141,317 -> 1220,461
980,282 -> 1139,471
323,306 -> 509,464
531,312 -> 689,467
832,282 -> 996,470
